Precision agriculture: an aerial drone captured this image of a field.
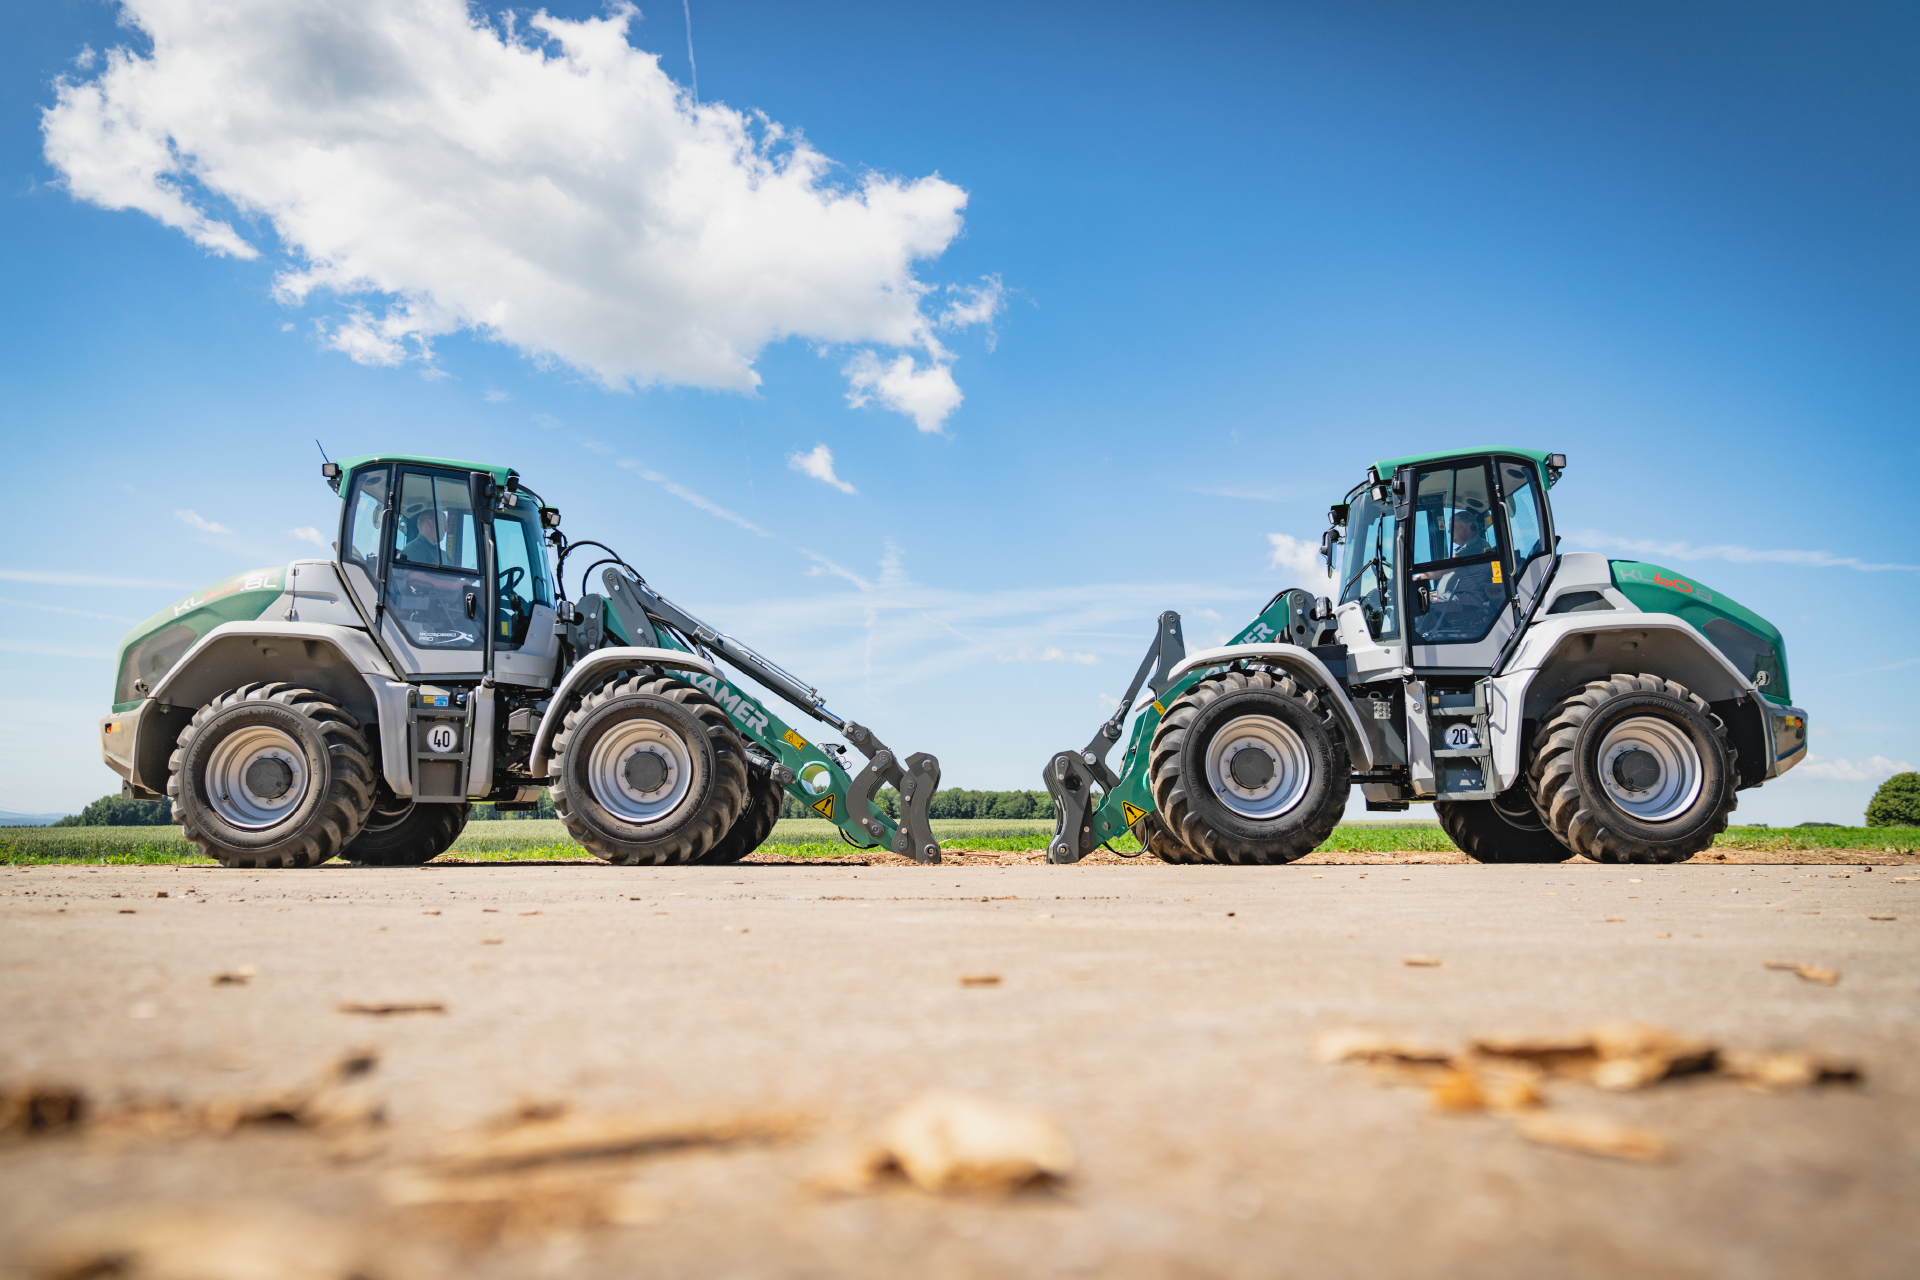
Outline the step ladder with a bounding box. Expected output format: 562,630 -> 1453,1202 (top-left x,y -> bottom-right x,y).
1428,681 -> 1496,801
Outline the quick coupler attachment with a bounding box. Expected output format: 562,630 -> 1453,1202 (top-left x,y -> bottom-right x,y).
842,722 -> 943,865
1044,750 -> 1102,864
892,752 -> 943,865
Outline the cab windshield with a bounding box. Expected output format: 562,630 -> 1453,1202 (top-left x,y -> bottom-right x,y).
1338,483 -> 1399,642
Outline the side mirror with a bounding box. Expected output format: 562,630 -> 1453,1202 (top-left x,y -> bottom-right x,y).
1319,527 -> 1340,572
540,507 -> 562,529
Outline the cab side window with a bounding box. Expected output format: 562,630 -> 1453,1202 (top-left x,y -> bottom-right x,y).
343,468 -> 388,573
1498,460 -> 1547,574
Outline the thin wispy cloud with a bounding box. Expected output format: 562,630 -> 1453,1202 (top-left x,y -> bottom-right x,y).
616,459 -> 773,539
0,596 -> 135,623
0,569 -> 191,589
787,444 -> 856,494
175,509 -> 231,535
42,0 -> 995,432
997,645 -> 1100,665
1569,531 -> 1920,575
289,526 -> 328,547
1793,753 -> 1913,783
484,390 -> 511,404
0,639 -> 115,660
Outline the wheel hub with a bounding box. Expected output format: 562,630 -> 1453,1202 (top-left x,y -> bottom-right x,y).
1206,715 -> 1311,819
1229,747 -> 1275,790
1597,715 -> 1703,822
205,724 -> 308,829
624,751 -> 669,794
1611,748 -> 1662,792
588,716 -> 694,824
244,756 -> 294,800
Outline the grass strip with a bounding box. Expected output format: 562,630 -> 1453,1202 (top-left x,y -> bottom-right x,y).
6,820 -> 1915,865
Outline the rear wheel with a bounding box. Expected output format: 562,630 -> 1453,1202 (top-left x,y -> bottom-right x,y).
550,673 -> 749,865
1131,809 -> 1209,864
1437,784 -> 1573,864
699,756 -> 784,865
1529,674 -> 1736,864
169,683 -> 375,868
1149,668 -> 1349,866
343,785 -> 470,865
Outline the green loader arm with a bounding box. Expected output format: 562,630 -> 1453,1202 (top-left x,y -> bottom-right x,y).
587,568 -> 942,862
1043,589 -> 1325,862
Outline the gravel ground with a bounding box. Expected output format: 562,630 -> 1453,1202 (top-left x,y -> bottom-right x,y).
1,857 -> 1915,1279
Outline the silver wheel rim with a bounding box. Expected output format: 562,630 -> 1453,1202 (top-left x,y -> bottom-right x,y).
1597,715 -> 1702,822
205,725 -> 309,829
587,715 -> 695,824
1206,714 -> 1311,819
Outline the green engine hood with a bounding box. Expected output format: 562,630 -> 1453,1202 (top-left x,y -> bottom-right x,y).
111,566 -> 288,710
1609,561 -> 1791,704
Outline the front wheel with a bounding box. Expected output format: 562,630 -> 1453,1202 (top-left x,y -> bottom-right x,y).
1529,674 -> 1737,864
168,683 -> 376,868
1148,668 -> 1349,865
1131,810 -> 1208,864
1437,785 -> 1573,864
550,673 -> 749,865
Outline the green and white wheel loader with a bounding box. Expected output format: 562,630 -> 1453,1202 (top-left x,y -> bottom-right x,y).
1043,449 -> 1809,866
99,454 -> 944,868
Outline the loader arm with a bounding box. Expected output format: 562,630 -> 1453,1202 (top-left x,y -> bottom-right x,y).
579,567 -> 943,863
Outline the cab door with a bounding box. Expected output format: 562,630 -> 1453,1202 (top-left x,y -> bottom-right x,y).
1402,456 -> 1551,672
336,464 -> 485,679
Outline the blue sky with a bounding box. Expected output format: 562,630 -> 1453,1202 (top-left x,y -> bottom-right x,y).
3,0 -> 1915,823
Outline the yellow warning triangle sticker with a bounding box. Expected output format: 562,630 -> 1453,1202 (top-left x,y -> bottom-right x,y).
1122,801 -> 1146,827
810,794 -> 836,819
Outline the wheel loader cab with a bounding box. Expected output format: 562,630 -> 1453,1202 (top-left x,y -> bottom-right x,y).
334,458 -> 559,686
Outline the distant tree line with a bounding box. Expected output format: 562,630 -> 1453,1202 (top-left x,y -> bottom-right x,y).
779,788 -> 1056,820
470,792 -> 557,820
54,795 -> 173,826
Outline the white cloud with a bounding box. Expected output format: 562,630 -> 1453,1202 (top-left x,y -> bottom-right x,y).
41,1 -> 989,431
616,458 -> 773,539
483,389 -> 511,403
1794,754 -> 1914,784
289,526 -> 328,547
175,509 -> 231,535
1266,533 -> 1326,581
843,349 -> 964,434
787,444 -> 856,494
997,645 -> 1099,665
1569,531 -> 1920,576
938,275 -> 1005,349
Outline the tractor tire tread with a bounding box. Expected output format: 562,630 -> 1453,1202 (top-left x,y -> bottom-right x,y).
168,682 -> 375,869
1527,672 -> 1737,864
550,672 -> 748,865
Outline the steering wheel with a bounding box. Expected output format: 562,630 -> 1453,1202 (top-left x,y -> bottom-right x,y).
500,565 -> 525,594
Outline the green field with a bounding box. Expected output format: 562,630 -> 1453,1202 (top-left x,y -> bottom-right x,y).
3,817 -> 1914,866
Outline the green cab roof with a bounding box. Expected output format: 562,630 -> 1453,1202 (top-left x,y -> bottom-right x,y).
333,453 -> 516,486
1372,447 -> 1562,488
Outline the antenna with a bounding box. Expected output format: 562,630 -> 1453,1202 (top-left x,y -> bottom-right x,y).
315,439 -> 332,465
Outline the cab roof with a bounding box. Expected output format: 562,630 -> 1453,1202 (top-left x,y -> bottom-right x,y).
1372,447 -> 1561,488
333,453 -> 516,486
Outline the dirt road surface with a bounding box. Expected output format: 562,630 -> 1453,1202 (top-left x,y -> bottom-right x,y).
2,858 -> 1915,1279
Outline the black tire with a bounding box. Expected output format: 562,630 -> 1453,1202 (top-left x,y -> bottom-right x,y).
1437,785 -> 1574,864
1529,673 -> 1737,865
1148,667 -> 1349,865
1131,810 -> 1209,864
168,683 -> 376,868
550,672 -> 749,865
699,756 -> 784,865
343,784 -> 470,865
